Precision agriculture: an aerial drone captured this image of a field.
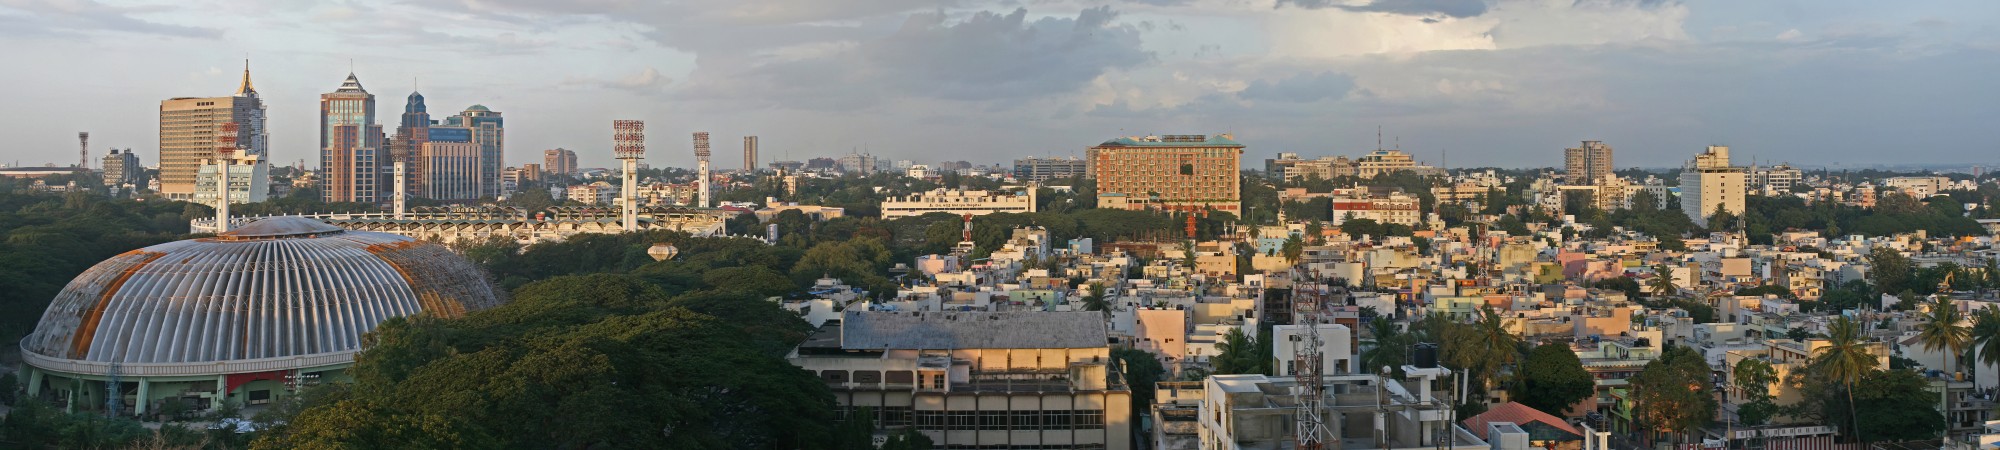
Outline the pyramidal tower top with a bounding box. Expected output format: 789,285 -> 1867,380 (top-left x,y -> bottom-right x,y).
236,59 -> 257,96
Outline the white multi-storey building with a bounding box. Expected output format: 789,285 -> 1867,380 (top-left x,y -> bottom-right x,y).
1680,145 -> 1746,227
881,188 -> 1037,219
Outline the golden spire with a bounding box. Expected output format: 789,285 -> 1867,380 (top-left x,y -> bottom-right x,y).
236,59 -> 255,96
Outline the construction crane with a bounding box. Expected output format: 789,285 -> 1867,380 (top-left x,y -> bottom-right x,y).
1291,268 -> 1331,450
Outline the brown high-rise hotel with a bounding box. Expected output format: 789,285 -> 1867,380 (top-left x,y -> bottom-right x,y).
158,64 -> 266,200
1087,134 -> 1244,213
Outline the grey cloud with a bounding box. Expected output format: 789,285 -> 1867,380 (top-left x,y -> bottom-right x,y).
1237,71 -> 1356,102
677,7 -> 1152,110
1277,0 -> 1489,19
0,0 -> 219,38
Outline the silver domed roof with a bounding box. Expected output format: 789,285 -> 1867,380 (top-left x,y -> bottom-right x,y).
20,217 -> 502,376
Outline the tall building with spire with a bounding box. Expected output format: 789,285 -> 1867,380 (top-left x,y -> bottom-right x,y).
320,73 -> 385,203
157,61 -> 267,200
392,90 -> 431,199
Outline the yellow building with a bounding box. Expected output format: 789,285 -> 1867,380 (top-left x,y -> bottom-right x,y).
1357,149 -> 1415,178
1088,134 -> 1243,213
1680,145 -> 1746,227
158,65 -> 266,200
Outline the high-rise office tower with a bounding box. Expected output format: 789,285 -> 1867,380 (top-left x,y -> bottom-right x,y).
1679,145 -> 1746,227
320,73 -> 384,203
543,148 -> 578,178
1564,140 -> 1614,185
419,125 -> 481,201
392,90 -> 431,198
158,62 -> 267,200
743,136 -> 758,173
441,105 -> 504,196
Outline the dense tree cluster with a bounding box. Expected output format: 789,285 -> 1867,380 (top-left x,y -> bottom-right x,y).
0,190 -> 203,340
253,274 -> 840,449
1515,343 -> 1594,417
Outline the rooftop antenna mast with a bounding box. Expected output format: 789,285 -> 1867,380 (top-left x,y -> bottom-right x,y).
1290,269 -> 1330,450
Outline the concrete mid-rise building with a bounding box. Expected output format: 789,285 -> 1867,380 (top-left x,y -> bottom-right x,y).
789,311 -> 1132,450
838,152 -> 878,175
1679,145 -> 1746,227
158,64 -> 266,200
1331,189 -> 1421,227
543,148 -> 578,178
1014,156 -> 1088,182
1197,369 -> 1488,450
319,73 -> 385,204
1356,149 -> 1416,178
566,181 -> 619,205
1088,134 -> 1244,213
1564,140 -> 1614,185
1748,164 -> 1803,193
881,188 -> 1037,219
101,149 -> 141,188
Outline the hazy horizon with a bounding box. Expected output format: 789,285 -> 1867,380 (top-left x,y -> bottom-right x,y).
3,0 -> 1996,171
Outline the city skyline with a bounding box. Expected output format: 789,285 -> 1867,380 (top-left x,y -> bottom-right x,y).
2,1 -> 1997,170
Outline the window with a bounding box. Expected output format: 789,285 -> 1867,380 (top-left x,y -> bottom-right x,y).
978,410 -> 1008,429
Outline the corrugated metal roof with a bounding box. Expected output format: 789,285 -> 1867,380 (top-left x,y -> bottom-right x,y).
841,310 -> 1106,350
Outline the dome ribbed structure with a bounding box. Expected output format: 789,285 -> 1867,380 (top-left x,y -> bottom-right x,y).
20,217 -> 501,374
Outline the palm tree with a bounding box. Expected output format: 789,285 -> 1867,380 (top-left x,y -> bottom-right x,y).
1648,263 -> 1679,298
1360,317 -> 1409,376
1079,283 -> 1109,317
1813,316 -> 1879,443
1471,308 -> 1522,383
1917,296 -> 1971,378
1972,307 -> 2000,379
1281,234 -> 1305,265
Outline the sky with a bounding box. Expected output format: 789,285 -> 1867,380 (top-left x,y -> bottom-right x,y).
1,0 -> 1996,171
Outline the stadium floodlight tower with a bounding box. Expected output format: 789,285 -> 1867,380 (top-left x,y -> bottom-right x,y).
212,122 -> 239,233
614,120 -> 646,232
693,131 -> 711,208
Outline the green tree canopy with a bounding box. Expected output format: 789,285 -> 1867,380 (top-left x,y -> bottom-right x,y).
1629,345 -> 1716,444
253,274 -> 838,449
1515,343 -> 1594,417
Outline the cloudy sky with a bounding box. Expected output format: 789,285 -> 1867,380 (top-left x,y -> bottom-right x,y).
2,0 -> 1996,170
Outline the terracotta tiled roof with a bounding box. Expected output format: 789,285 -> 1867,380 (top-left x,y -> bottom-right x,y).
1462,402 -> 1583,441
